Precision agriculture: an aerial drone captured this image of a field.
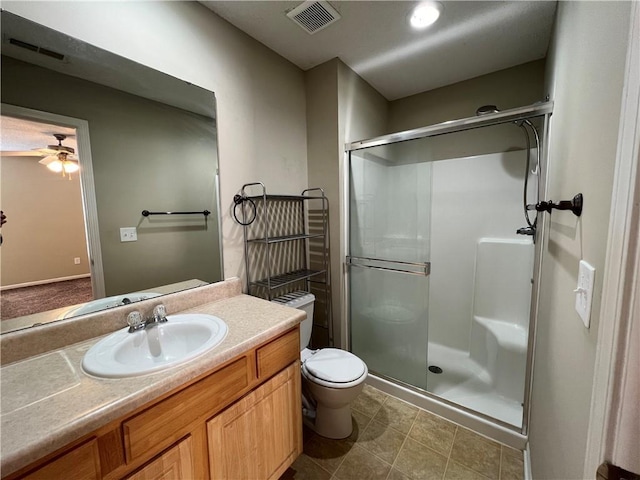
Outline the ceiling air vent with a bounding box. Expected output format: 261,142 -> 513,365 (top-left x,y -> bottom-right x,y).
286,1 -> 341,35
8,38 -> 65,61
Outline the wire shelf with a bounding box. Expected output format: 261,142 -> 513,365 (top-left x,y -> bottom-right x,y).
250,269 -> 326,290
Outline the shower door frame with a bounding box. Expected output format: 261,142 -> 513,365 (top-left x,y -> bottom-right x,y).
342,102 -> 553,439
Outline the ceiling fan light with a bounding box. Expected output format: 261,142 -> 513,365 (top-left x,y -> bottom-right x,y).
46,160 -> 64,173
63,161 -> 79,173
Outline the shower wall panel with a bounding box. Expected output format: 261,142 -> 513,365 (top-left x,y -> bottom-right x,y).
428,150 -> 531,351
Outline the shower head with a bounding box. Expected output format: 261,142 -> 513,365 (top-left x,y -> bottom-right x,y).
476,105 -> 500,116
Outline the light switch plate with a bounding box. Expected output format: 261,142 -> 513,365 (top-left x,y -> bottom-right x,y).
575,260 -> 595,328
120,227 -> 137,242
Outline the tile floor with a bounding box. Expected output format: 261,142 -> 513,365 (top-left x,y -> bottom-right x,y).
280,385 -> 524,480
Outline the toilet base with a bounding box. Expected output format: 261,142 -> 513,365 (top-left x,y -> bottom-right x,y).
301,372 -> 366,440
311,403 -> 354,439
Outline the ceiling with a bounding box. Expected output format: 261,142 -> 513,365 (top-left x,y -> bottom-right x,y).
0,116 -> 77,155
202,1 -> 557,100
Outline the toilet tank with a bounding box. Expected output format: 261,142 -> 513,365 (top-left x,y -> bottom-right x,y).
272,291 -> 315,350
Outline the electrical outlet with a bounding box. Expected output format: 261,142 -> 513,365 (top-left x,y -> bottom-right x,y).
120,227 -> 138,242
575,260 -> 595,328
74,257 -> 81,265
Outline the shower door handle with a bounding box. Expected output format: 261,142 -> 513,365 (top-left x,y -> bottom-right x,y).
535,193 -> 583,217
346,256 -> 431,277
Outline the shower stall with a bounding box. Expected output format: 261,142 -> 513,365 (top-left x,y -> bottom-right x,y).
344,102 -> 552,439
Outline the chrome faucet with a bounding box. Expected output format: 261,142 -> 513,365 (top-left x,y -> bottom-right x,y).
127,311 -> 145,333
152,304 -> 168,324
126,304 -> 168,333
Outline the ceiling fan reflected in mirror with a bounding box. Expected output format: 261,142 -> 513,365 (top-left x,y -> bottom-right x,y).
37,133 -> 79,178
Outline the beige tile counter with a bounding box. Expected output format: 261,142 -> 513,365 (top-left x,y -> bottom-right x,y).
0,284 -> 304,477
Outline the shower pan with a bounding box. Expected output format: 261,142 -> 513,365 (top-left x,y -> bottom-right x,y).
344,102 -> 552,441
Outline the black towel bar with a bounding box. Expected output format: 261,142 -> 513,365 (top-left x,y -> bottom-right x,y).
142,210 -> 211,217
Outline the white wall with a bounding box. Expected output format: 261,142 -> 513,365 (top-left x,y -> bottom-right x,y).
3,1 -> 308,283
305,59 -> 340,347
305,59 -> 388,347
388,60 -> 546,150
530,2 -> 633,478
428,150 -> 532,351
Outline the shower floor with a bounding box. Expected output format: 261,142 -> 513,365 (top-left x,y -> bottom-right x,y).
427,342 -> 523,427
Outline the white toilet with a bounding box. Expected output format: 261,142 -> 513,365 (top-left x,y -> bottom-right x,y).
272,291 -> 368,439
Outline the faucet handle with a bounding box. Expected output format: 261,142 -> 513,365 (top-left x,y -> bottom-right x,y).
127,311 -> 145,332
153,304 -> 168,323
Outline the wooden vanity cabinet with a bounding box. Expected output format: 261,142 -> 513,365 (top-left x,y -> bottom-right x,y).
208,362 -> 301,480
8,327 -> 302,480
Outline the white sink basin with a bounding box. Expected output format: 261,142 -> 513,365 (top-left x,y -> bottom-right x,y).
63,292 -> 163,318
82,314 -> 228,378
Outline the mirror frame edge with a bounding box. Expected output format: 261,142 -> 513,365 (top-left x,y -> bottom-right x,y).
214,162 -> 225,281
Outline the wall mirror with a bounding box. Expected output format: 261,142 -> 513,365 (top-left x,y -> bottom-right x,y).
0,11 -> 223,333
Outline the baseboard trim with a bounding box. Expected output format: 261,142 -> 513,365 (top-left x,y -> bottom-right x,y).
0,274 -> 91,291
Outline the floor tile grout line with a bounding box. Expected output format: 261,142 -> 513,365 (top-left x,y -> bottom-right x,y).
384,406 -> 421,480
401,425 -> 457,460
352,389 -> 388,420
448,426 -> 458,458
451,428 -> 502,479
363,413 -> 419,439
351,442 -> 398,476
355,418 -> 399,469
329,439 -> 356,478
439,425 -> 455,480
304,453 -> 338,478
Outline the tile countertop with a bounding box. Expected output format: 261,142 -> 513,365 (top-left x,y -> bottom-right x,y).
0,293 -> 304,477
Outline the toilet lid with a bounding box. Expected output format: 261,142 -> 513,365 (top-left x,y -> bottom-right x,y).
303,348 -> 366,383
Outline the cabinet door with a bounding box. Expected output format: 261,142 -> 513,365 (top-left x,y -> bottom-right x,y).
22,439 -> 101,480
207,362 -> 302,480
126,437 -> 193,480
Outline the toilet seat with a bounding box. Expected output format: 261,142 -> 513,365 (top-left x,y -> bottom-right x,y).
302,348 -> 367,389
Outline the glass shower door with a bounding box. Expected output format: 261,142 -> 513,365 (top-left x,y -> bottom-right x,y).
347,151 -> 431,390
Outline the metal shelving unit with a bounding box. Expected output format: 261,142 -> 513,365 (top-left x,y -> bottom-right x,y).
238,182 -> 333,345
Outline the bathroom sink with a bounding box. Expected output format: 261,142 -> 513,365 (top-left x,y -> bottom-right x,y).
62,292 -> 163,318
82,314 -> 228,378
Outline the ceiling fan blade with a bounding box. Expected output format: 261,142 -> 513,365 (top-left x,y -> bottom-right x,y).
32,148 -> 78,159
0,151 -> 43,157
34,147 -> 59,155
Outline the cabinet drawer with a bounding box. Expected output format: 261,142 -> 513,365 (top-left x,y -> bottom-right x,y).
123,356 -> 249,463
22,438 -> 100,480
125,437 -> 193,480
256,328 -> 299,380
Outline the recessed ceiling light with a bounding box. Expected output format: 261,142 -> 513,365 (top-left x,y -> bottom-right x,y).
410,2 -> 442,30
